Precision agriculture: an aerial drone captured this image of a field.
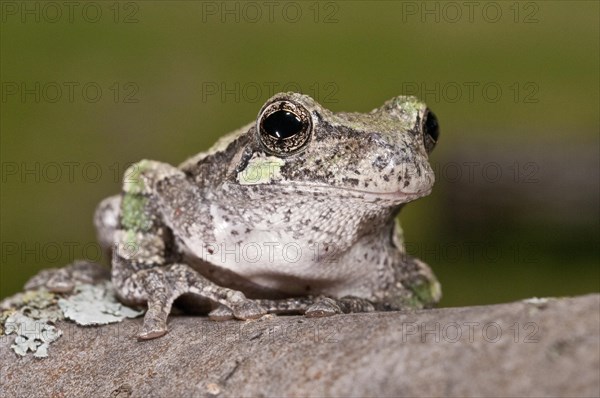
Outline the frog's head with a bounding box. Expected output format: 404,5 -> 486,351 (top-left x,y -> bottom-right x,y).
236,92 -> 439,205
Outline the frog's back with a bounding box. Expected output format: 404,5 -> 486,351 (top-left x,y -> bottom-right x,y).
179,122 -> 254,171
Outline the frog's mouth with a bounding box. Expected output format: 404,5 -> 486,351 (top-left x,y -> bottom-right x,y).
275,182 -> 432,204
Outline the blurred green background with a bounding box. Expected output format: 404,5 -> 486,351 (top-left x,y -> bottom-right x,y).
1,1 -> 598,306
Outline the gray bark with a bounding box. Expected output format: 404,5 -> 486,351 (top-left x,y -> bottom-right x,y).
1,294 -> 599,398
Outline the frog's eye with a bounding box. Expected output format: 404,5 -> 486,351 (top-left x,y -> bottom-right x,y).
423,110 -> 440,153
257,100 -> 312,156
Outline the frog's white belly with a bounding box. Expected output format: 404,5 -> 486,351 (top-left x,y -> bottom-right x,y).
182,203 -> 375,296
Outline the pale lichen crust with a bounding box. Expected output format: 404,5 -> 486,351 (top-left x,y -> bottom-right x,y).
1,264 -> 143,358
58,282 -> 143,326
1,289 -> 63,358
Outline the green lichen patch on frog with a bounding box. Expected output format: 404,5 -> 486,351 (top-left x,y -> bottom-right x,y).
120,194 -> 151,232
406,278 -> 443,308
58,282 -> 143,326
122,160 -> 151,194
237,155 -> 285,185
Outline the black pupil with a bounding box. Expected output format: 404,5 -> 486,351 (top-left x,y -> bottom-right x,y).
424,111 -> 439,142
262,110 -> 303,139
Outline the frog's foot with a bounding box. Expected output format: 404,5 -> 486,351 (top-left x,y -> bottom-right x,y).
337,296 -> 376,313
139,300 -> 170,340
24,260 -> 110,293
208,301 -> 266,321
305,297 -> 342,318
255,295 -> 375,317
228,296 -> 267,320
305,296 -> 375,318
115,263 -> 267,340
208,305 -> 234,321
134,269 -> 176,340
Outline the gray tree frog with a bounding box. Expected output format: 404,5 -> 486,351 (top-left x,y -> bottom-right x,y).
36,92 -> 442,340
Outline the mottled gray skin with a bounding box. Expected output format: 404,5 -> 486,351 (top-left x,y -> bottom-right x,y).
39,92 -> 442,340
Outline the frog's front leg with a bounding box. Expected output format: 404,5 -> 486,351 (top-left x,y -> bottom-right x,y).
113,160 -> 266,340
113,261 -> 266,340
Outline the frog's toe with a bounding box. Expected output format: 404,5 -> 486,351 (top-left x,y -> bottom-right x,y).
138,313 -> 169,340
232,301 -> 267,320
137,289 -> 174,340
208,305 -> 234,321
25,268 -> 61,290
305,297 -> 342,318
138,323 -> 168,340
338,296 -> 376,313
25,267 -> 75,293
46,267 -> 80,293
